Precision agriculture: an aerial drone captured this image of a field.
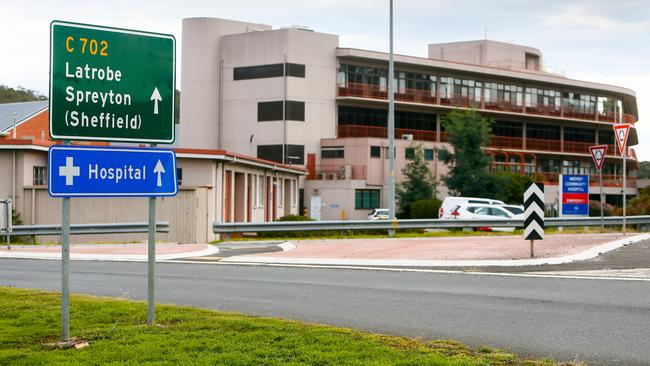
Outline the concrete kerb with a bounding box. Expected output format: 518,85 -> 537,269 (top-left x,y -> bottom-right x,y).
0,244 -> 220,262
219,233 -> 650,267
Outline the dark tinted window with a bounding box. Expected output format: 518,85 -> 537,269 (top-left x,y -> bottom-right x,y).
285,101 -> 305,121
322,147 -> 344,159
286,63 -> 305,78
234,64 -> 284,80
286,144 -> 304,165
258,101 -> 283,121
355,189 -> 380,209
405,148 -> 415,160
257,145 -> 283,163
503,206 -> 523,215
370,146 -> 381,158
424,148 -> 434,161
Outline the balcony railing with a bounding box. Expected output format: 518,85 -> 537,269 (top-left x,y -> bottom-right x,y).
338,124 -> 437,142
337,82 -> 637,124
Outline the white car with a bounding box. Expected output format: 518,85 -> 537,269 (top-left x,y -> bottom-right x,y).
439,197 -> 505,219
368,208 -> 390,220
449,203 -> 522,232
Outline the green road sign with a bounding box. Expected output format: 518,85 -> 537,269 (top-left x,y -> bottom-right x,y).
49,21 -> 175,143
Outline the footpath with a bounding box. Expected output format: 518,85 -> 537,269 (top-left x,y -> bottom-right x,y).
1,233 -> 649,272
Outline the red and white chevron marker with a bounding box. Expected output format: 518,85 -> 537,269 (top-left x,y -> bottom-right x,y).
589,145 -> 608,172
613,123 -> 631,155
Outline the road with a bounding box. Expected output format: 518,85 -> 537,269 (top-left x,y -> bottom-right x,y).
1,258 -> 649,365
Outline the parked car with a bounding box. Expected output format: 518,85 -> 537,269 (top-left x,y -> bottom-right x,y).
448,203 -> 522,232
439,197 -> 505,219
368,208 -> 390,220
499,204 -> 524,216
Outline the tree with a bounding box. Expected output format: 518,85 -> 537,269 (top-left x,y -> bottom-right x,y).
637,161 -> 650,179
0,85 -> 47,103
441,110 -> 494,197
396,143 -> 437,218
491,173 -> 536,204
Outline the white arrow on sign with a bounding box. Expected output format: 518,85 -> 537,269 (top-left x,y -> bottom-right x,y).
154,160 -> 165,187
150,87 -> 162,115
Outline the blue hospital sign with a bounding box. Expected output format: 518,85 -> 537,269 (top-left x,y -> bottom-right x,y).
560,174 -> 589,216
48,145 -> 177,197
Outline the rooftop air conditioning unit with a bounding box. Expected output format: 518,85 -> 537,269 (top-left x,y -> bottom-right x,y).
402,134 -> 413,141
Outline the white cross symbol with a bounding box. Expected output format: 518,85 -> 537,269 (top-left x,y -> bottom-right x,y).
59,156 -> 80,186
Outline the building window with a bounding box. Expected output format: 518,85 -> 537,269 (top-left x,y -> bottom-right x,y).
405,148 -> 415,160
278,178 -> 284,207
33,166 -> 47,186
234,63 -> 306,80
258,101 -> 284,121
355,189 -> 380,209
257,145 -> 283,163
285,63 -> 305,78
370,146 -> 381,158
286,144 -> 305,165
338,105 -> 436,131
424,149 -> 434,161
234,63 -> 284,80
291,180 -> 297,206
256,175 -> 264,207
285,101 -> 305,121
176,168 -> 183,186
321,147 -> 344,159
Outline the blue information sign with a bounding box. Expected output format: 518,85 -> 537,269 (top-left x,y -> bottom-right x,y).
560,174 -> 589,216
48,146 -> 177,197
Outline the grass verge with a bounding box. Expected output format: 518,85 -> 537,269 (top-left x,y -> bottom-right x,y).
0,287 -> 581,365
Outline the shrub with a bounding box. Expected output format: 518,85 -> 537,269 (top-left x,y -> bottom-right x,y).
588,200 -> 615,217
409,198 -> 442,219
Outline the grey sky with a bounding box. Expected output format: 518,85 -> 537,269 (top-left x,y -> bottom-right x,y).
1,0 -> 648,159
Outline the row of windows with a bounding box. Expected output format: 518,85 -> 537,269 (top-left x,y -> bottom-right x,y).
257,144 -> 305,165
234,63 -> 305,80
338,105 -> 436,131
249,175 -> 298,208
321,145 -> 435,161
491,120 -> 613,143
258,101 -> 305,122
338,64 -> 622,115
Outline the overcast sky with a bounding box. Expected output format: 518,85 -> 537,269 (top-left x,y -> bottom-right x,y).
1,0 -> 648,159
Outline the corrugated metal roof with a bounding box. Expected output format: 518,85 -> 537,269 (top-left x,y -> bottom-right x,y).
0,101 -> 49,132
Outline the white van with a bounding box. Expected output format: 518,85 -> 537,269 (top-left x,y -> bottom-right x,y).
438,197 -> 506,219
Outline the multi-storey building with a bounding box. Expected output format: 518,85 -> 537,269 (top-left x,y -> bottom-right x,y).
178,18 -> 640,221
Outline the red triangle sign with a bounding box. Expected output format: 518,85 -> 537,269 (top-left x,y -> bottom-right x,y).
613,123 -> 631,155
589,145 -> 608,172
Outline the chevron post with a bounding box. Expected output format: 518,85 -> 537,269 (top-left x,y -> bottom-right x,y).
524,183 -> 544,257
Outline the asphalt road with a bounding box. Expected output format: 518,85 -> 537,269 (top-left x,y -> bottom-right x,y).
1,258 -> 649,365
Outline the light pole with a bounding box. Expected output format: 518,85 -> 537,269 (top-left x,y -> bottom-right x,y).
387,0 -> 396,235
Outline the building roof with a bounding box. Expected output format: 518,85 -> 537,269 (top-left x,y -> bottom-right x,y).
0,101 -> 48,133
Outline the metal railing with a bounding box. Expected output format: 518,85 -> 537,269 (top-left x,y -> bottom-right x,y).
213,216 -> 650,234
8,222 -> 170,237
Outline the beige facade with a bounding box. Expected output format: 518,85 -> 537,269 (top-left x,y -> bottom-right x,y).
176,17 -> 640,221
0,142 -> 303,243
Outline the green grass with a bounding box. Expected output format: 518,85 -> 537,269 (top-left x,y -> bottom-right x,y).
0,287 -> 578,365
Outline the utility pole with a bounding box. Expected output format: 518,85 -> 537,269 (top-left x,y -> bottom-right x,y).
388,0 -> 396,236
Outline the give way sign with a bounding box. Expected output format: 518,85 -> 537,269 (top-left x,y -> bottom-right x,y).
589,145 -> 607,172
613,124 -> 631,155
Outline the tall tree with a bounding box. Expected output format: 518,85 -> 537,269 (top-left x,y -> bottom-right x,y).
397,143 -> 437,217
441,109 -> 494,197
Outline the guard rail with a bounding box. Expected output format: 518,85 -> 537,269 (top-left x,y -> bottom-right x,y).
213,216 -> 650,234
5,222 -> 170,237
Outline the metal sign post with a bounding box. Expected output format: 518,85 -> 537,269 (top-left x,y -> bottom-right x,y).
49,21 -> 177,341
589,145 -> 608,231
613,124 -> 630,236
0,198 -> 11,250
148,143 -> 157,326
